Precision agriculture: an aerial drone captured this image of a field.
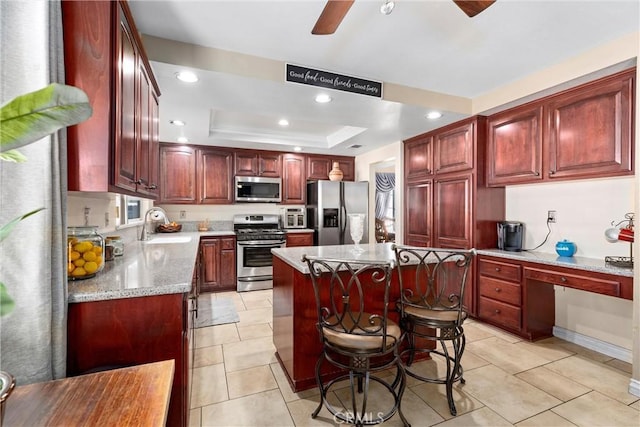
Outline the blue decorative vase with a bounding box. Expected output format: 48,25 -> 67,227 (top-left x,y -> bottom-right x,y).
555,240 -> 576,257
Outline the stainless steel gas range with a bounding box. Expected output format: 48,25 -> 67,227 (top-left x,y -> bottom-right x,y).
234,214 -> 286,292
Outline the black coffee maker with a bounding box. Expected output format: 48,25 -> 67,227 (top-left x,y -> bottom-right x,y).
497,221 -> 524,251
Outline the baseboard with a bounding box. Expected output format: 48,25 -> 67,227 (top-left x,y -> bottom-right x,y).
629,378 -> 640,398
552,326 -> 632,364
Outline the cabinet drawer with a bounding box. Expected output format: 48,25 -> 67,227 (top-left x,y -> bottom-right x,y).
221,237 -> 236,250
478,258 -> 521,283
478,296 -> 521,331
524,268 -> 621,298
478,276 -> 521,306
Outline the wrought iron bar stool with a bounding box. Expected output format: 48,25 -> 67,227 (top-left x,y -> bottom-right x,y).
302,255 -> 410,427
392,245 -> 476,416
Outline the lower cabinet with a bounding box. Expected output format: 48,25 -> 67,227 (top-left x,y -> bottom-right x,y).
286,231 -> 314,247
477,254 -> 633,340
201,235 -> 237,293
67,293 -> 191,427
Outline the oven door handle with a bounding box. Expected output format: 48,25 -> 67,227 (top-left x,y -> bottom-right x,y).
237,240 -> 285,247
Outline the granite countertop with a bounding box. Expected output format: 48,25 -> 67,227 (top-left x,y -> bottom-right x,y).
273,242 -> 396,274
284,228 -> 314,233
272,243 -> 633,278
68,231 -> 204,303
476,249 -> 634,277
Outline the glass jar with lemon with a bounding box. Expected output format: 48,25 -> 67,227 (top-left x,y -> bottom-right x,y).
67,226 -> 105,280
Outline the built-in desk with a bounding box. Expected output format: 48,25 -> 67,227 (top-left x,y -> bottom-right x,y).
476,250 -> 633,340
4,360 -> 174,426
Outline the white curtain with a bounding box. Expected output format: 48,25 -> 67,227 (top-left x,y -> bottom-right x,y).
0,0 -> 67,383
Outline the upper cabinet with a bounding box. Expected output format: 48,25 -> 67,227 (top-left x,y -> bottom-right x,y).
306,155 -> 355,181
63,0 -> 160,197
159,144 -> 197,204
487,68 -> 635,186
434,121 -> 475,175
281,153 -> 306,205
487,104 -> 544,185
198,148 -> 234,204
234,150 -> 281,178
404,135 -> 433,182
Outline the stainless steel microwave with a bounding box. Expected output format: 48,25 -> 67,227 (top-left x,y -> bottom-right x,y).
235,176 -> 282,203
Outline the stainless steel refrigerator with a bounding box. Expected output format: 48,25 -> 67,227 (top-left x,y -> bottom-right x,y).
306,180 -> 369,246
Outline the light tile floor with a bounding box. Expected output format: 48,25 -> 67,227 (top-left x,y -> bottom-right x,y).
189,290 -> 640,427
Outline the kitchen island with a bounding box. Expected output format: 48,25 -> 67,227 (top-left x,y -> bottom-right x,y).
272,243 -> 403,392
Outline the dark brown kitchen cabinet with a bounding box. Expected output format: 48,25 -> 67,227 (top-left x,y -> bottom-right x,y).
306,155 -> 355,181
546,68 -> 634,180
486,68 -> 635,186
404,136 -> 433,182
487,104 -> 544,186
198,148 -> 234,204
63,0 -> 160,196
286,232 -> 314,247
281,153 -> 306,204
67,293 -> 190,427
235,149 -> 281,177
200,236 -> 237,293
403,116 -> 506,316
159,144 -> 197,204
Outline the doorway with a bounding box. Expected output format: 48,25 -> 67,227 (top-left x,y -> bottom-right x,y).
374,163 -> 396,243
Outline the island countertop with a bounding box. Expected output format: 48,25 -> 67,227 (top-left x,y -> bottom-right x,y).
67,232 -> 204,303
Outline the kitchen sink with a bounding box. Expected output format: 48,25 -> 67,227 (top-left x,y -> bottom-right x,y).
144,235 -> 192,244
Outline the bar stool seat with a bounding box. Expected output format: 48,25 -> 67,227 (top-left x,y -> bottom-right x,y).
302,255 -> 410,427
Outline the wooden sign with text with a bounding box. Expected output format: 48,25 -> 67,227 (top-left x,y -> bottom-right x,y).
286,64 -> 382,98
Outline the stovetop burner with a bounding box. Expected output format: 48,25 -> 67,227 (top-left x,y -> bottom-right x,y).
233,214 -> 284,241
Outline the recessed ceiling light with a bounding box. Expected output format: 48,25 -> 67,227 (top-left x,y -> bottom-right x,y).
177,136 -> 189,143
293,146 -> 302,152
315,94 -> 332,103
380,0 -> 395,15
175,71 -> 198,83
425,111 -> 442,120
170,120 -> 186,126
278,119 -> 290,127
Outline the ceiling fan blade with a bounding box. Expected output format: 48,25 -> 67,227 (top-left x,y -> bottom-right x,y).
312,0 -> 355,35
453,0 -> 496,17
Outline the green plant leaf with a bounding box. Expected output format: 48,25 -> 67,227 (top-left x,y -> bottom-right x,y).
0,149 -> 27,163
0,83 -> 92,153
0,283 -> 15,317
0,207 -> 45,242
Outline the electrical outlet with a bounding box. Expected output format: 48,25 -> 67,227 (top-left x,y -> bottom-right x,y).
104,212 -> 110,227
180,210 -> 186,219
547,210 -> 557,223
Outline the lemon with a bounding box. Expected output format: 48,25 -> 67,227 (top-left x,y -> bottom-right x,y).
71,267 -> 87,277
69,251 -> 81,261
95,256 -> 103,266
68,263 -> 75,274
73,258 -> 86,268
84,261 -> 98,274
83,251 -> 97,262
92,246 -> 103,255
74,241 -> 93,253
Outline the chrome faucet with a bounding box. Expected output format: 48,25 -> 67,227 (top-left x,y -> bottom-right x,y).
140,207 -> 170,240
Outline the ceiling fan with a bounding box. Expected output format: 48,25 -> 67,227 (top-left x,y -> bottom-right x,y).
312,0 -> 496,35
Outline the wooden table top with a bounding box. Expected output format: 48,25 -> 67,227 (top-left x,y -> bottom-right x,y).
4,360 -> 174,426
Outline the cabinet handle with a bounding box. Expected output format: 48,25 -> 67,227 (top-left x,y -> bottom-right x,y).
494,309 -> 501,314
535,171 -> 540,176
560,276 -> 567,283
495,287 -> 501,292
549,170 -> 556,175
146,184 -> 157,190
131,179 -> 143,185
495,267 -> 501,272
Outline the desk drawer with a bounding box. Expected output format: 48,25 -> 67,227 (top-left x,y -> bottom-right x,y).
478,296 -> 521,331
478,276 -> 521,306
524,268 -> 621,298
478,258 -> 521,283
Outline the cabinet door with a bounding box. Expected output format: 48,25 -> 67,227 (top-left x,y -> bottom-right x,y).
306,155 -> 331,180
282,153 -> 306,204
198,149 -> 233,204
433,174 -> 471,249
546,70 -> 634,180
404,136 -> 433,182
234,151 -> 258,176
113,12 -> 138,193
146,91 -> 160,197
258,153 -> 281,177
404,180 -> 432,247
135,63 -> 152,195
200,238 -> 221,293
434,121 -> 475,175
334,158 -> 355,181
487,104 -> 543,186
219,238 -> 237,290
159,145 -> 197,203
